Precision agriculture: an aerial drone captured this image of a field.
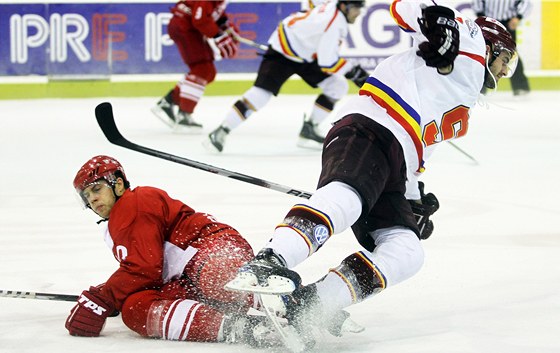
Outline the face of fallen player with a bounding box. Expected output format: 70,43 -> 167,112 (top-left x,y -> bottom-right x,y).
81,178 -> 126,218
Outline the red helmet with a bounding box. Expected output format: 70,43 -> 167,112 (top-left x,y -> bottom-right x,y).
475,16 -> 518,77
73,155 -> 128,194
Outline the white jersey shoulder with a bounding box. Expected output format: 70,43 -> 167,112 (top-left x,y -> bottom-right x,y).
268,0 -> 349,73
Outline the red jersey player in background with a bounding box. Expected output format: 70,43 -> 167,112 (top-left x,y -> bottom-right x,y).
65,155 -> 274,346
151,1 -> 239,131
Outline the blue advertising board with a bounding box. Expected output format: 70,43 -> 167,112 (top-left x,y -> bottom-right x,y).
0,2 -> 299,76
0,1 -> 476,77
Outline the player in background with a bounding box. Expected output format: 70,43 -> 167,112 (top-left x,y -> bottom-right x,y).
65,155 -> 275,346
151,1 -> 239,132
225,0 -> 518,343
203,0 -> 370,153
472,0 -> 531,95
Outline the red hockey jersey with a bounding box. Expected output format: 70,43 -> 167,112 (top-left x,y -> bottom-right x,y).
99,186 -> 235,310
170,0 -> 228,38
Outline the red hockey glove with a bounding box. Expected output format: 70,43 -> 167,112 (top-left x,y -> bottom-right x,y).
209,32 -> 239,59
65,286 -> 115,337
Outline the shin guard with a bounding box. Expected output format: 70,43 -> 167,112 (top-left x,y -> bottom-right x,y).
277,204 -> 334,256
329,251 -> 386,304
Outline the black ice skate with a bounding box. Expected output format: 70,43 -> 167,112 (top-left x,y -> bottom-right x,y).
151,90 -> 177,127
203,125 -> 230,152
225,248 -> 301,294
151,90 -> 203,132
297,115 -> 325,149
175,110 -> 203,131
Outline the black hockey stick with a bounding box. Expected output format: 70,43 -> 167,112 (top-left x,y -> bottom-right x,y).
95,102 -> 313,199
0,289 -> 78,302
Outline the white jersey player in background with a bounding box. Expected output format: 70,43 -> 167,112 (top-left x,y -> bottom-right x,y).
204,0 -> 370,152
225,0 -> 518,347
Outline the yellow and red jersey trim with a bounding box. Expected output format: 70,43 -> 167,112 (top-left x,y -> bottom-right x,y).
321,57 -> 347,74
277,23 -> 303,60
390,0 -> 415,33
359,76 -> 425,172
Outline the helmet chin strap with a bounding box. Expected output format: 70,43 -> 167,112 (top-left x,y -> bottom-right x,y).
482,50 -> 498,92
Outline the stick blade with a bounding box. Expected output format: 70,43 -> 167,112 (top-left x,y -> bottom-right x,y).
95,102 -> 125,145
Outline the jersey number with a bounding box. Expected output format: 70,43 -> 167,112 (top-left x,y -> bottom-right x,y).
422,105 -> 469,146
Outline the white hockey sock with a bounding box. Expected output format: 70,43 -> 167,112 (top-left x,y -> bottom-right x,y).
266,226 -> 309,269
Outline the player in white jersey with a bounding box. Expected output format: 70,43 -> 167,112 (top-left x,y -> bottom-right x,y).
225,0 -> 517,346
203,0 -> 370,152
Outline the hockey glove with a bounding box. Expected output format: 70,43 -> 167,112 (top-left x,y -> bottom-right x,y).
416,5 -> 460,74
217,15 -> 240,37
65,286 -> 115,337
409,182 -> 440,240
344,65 -> 369,87
208,31 -> 239,60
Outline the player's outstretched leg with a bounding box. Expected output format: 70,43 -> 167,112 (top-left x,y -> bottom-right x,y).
225,248 -> 302,294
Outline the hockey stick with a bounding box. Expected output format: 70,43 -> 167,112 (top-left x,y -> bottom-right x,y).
229,31 -> 268,51
448,141 -> 478,165
0,289 -> 78,302
95,102 -> 313,199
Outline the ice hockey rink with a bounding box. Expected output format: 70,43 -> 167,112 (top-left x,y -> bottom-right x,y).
1,91 -> 559,353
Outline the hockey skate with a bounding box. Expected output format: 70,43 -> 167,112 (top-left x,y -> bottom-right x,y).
221,311 -> 283,348
151,90 -> 177,127
203,125 -> 230,153
174,110 -> 203,132
225,248 -> 302,294
256,285 -> 365,352
151,91 -> 203,133
284,284 -> 365,338
297,115 -> 325,150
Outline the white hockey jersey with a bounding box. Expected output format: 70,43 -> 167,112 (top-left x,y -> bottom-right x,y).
268,0 -> 352,75
334,0 -> 487,199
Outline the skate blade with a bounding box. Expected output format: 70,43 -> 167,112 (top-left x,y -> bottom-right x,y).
261,294 -> 307,353
171,124 -> 203,134
202,137 -> 222,153
225,273 -> 296,294
340,317 -> 366,334
151,106 -> 175,128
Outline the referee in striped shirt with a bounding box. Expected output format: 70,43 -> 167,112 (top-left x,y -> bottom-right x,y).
472,0 -> 531,95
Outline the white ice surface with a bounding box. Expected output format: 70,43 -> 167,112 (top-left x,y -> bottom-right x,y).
1,91 -> 559,353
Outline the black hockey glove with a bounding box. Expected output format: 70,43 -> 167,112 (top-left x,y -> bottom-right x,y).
416,5 -> 460,74
345,65 -> 369,87
409,181 -> 440,240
